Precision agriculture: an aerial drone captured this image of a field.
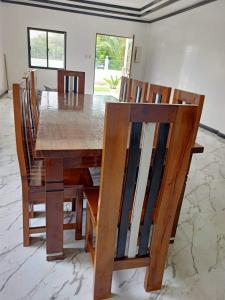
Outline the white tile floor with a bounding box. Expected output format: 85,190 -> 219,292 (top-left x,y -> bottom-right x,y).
0,96 -> 225,300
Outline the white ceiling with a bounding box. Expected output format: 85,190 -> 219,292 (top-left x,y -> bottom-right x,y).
1,0 -> 219,22
142,0 -> 215,20
84,0 -> 152,9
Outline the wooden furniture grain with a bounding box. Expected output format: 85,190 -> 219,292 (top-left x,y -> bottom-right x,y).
23,70 -> 40,142
35,91 -> 204,261
119,76 -> 132,102
130,79 -> 148,103
58,69 -> 85,94
85,102 -> 199,300
31,70 -> 40,130
146,84 -> 172,148
35,92 -> 116,259
147,84 -> 172,103
13,83 -> 93,250
171,89 -> 205,240
173,89 -> 204,141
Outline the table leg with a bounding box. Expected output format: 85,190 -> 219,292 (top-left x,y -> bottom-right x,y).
170,153 -> 193,242
75,188 -> 83,240
45,158 -> 64,261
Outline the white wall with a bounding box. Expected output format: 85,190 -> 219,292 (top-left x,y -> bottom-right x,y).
2,3 -> 147,93
144,0 -> 225,134
0,2 -> 6,95
2,1 -> 225,133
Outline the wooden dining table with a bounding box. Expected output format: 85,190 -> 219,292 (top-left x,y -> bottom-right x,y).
35,91 -> 204,261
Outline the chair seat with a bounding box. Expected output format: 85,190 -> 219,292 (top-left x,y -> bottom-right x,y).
85,188 -> 148,231
85,188 -> 99,229
29,160 -> 93,187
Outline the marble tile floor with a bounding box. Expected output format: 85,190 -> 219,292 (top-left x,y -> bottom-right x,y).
0,96 -> 225,300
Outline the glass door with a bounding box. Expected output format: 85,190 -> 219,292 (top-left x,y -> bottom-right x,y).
94,34 -> 134,98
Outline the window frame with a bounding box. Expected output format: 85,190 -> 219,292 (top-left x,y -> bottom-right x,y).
27,27 -> 67,70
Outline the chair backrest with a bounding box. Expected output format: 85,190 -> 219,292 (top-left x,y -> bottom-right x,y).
95,103 -> 198,271
58,69 -> 85,94
173,89 -> 205,141
23,70 -> 39,137
130,79 -> 148,103
13,82 -> 33,180
30,70 -> 39,128
147,84 -> 172,104
23,73 -> 37,144
119,76 -> 132,102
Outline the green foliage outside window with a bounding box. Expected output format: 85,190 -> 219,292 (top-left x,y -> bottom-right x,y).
104,76 -> 120,89
30,31 -> 64,61
31,33 -> 47,59
96,35 -> 126,70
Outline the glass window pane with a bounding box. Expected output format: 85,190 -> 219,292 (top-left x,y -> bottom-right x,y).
30,30 -> 47,67
48,32 -> 65,68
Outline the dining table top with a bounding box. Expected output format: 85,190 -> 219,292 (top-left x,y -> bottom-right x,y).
35,92 -> 117,158
35,91 -> 204,159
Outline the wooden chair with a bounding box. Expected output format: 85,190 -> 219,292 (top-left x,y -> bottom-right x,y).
119,76 -> 132,102
31,70 -> 40,129
23,70 -> 40,143
85,102 -> 199,300
58,70 -> 85,94
173,89 -> 204,140
171,89 -> 205,240
13,82 -> 93,247
130,79 -> 148,103
146,84 -> 172,148
147,84 -> 172,103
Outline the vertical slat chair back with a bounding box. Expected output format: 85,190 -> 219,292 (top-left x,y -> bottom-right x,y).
173,89 -> 205,141
130,79 -> 148,103
23,73 -> 38,159
13,83 -> 32,180
23,74 -> 37,154
92,103 -> 198,299
119,76 -> 132,102
31,70 -> 39,130
147,84 -> 172,147
147,84 -> 172,104
58,70 -> 85,94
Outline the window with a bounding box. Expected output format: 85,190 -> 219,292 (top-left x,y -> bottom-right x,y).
28,28 -> 66,69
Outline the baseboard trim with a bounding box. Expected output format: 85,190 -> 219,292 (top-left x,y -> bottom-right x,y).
217,132 -> 225,139
0,90 -> 8,98
200,123 -> 225,139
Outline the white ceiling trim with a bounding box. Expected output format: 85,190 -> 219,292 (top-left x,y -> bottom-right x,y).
1,0 -> 219,23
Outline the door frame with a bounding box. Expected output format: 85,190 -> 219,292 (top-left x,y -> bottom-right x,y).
93,33 -> 135,94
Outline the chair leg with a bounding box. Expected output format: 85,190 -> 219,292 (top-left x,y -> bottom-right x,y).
144,233 -> 167,292
144,267 -> 163,292
85,206 -> 91,252
93,251 -> 113,300
22,181 -> 30,247
170,182 -> 186,242
92,220 -> 114,299
171,153 -> 193,242
72,198 -> 76,212
29,203 -> 35,218
85,205 -> 113,299
75,189 -> 83,240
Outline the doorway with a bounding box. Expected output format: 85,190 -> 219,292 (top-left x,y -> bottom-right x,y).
94,33 -> 134,97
